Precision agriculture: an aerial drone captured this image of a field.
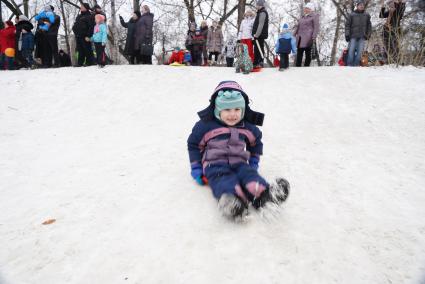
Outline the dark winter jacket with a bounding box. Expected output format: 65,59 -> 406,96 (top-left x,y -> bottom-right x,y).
187,118 -> 263,168
15,20 -> 34,51
72,11 -> 95,38
379,2 -> 406,31
186,32 -> 205,54
345,10 -> 372,41
252,7 -> 269,39
119,16 -> 138,55
295,13 -> 320,48
135,12 -> 154,48
47,14 -> 61,36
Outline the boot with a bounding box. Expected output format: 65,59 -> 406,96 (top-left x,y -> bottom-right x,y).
270,178 -> 290,204
218,194 -> 248,220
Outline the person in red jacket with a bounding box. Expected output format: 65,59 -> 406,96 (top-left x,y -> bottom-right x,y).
0,21 -> 16,70
168,47 -> 185,64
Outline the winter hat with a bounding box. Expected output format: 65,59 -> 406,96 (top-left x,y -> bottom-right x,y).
256,0 -> 265,7
198,81 -> 265,126
214,90 -> 246,121
305,3 -> 315,11
134,11 -> 142,18
5,20 -> 14,27
95,14 -> 105,23
282,23 -> 290,33
82,3 -> 91,11
44,5 -> 52,12
50,5 -> 55,11
93,4 -> 101,10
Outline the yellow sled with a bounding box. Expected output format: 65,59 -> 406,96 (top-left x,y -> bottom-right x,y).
170,62 -> 186,67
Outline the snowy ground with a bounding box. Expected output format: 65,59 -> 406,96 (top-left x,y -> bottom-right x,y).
0,65 -> 425,284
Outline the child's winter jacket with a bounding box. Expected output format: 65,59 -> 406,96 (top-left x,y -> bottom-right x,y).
275,32 -> 297,54
91,23 -> 108,44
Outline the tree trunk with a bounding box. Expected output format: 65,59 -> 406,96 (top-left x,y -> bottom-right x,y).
133,0 -> 140,12
110,0 -> 118,64
237,0 -> 246,31
330,0 -> 342,65
183,0 -> 195,25
0,1 -> 3,29
23,0 -> 28,16
59,0 -> 72,61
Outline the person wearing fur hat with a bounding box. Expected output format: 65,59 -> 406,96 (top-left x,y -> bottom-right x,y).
91,14 -> 107,67
72,3 -> 95,66
294,2 -> 320,67
237,9 -> 255,63
14,15 -> 35,69
120,11 -> 141,64
275,23 -> 297,71
207,20 -> 223,65
345,0 -> 372,66
252,0 -> 269,68
0,21 -> 16,70
187,81 -> 290,220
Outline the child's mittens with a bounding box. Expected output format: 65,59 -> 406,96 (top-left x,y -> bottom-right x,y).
191,163 -> 207,185
248,156 -> 260,171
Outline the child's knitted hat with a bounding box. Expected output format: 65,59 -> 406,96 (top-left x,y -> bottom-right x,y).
197,81 -> 264,126
282,23 -> 289,33
214,90 -> 246,121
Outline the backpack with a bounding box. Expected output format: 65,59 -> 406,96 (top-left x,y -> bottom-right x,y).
277,38 -> 291,54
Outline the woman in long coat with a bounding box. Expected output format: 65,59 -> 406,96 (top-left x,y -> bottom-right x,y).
119,11 -> 141,64
294,3 -> 320,67
134,5 -> 154,64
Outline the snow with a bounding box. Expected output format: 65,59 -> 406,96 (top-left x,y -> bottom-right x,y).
1,65 -> 425,284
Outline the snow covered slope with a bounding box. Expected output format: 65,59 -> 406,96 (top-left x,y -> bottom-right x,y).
1,66 -> 425,284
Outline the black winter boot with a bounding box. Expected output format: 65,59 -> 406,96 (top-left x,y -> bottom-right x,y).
218,194 -> 248,220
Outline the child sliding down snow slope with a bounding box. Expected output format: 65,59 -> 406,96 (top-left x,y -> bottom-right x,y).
187,81 -> 290,220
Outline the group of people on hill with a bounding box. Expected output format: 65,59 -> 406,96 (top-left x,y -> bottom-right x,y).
0,2 -> 154,70
1,0 -> 407,71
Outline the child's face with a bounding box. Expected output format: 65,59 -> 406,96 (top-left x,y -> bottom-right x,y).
220,108 -> 242,126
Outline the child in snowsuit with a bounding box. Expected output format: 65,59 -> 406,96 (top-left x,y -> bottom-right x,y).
235,43 -> 253,74
91,14 -> 107,67
187,81 -> 290,220
275,23 -> 297,71
224,39 -> 236,67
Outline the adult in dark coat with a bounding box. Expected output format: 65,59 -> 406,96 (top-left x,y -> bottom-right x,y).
345,1 -> 372,66
46,6 -> 61,67
119,11 -> 141,64
14,15 -> 34,68
252,0 -> 269,68
200,21 -> 209,65
72,3 -> 95,66
135,5 -> 154,64
379,0 -> 406,63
